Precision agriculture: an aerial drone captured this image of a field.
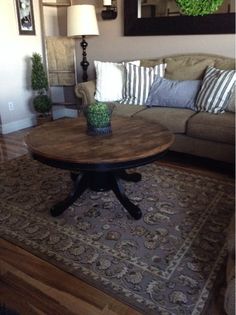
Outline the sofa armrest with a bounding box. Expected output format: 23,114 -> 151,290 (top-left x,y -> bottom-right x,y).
74,80 -> 96,106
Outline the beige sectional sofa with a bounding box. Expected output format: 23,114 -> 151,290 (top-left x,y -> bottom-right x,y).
75,54 -> 235,164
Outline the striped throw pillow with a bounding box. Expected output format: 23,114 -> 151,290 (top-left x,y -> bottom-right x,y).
121,63 -> 166,105
195,66 -> 236,114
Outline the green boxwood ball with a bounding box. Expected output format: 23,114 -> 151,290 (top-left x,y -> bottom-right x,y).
86,102 -> 111,128
176,0 -> 224,16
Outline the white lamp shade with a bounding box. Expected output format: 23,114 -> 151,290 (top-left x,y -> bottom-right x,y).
67,5 -> 99,37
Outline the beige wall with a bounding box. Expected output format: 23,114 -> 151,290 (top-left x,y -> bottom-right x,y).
0,0 -> 235,133
0,0 -> 44,133
77,0 -> 235,81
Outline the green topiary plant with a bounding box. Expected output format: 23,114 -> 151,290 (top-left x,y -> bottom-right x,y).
31,53 -> 52,117
33,95 -> 52,114
86,102 -> 111,128
84,102 -> 113,135
176,0 -> 224,16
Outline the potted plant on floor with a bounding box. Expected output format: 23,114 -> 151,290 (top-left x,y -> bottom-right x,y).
84,101 -> 114,135
31,52 -> 52,125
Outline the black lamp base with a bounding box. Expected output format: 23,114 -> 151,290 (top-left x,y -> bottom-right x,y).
80,36 -> 89,82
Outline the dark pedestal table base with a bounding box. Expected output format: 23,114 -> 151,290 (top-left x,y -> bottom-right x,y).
50,170 -> 142,220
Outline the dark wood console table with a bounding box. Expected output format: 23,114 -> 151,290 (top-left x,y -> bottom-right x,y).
25,116 -> 174,220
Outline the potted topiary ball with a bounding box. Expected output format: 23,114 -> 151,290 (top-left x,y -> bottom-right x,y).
31,52 -> 52,124
84,102 -> 113,135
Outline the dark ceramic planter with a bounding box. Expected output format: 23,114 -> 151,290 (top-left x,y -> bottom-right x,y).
86,123 -> 112,136
37,114 -> 52,125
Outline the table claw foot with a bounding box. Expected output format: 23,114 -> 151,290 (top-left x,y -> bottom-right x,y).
111,175 -> 142,220
70,172 -> 80,182
50,173 -> 88,217
51,198 -> 73,217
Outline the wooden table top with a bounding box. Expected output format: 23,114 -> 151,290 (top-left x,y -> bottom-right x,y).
25,116 -> 174,169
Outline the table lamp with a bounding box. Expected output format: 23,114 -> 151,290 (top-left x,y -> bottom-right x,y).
67,5 -> 99,82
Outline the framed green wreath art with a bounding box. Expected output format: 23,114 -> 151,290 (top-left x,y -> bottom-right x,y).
124,0 -> 235,36
176,0 -> 224,16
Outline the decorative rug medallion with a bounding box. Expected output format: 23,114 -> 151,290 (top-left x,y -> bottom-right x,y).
0,156 -> 234,315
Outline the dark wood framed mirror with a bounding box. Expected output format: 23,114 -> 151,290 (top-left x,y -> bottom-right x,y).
124,0 -> 235,36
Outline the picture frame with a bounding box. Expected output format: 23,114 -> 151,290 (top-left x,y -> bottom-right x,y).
15,0 -> 35,35
124,0 -> 235,36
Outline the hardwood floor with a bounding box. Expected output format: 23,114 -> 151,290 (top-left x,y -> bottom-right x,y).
0,128 -> 29,161
0,239 -> 140,315
0,126 -> 232,315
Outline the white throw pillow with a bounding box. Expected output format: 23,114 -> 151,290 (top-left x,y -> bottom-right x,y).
94,60 -> 140,102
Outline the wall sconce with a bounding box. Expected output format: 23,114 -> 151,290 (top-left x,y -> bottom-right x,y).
101,0 -> 117,20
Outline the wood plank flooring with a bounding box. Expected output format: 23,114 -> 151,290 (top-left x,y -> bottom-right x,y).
0,239 -> 140,315
0,125 -> 232,315
0,128 -> 29,161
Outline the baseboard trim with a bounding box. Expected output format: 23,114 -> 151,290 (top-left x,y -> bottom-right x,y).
65,108 -> 78,118
0,108 -> 78,134
52,108 -> 78,120
0,116 -> 37,134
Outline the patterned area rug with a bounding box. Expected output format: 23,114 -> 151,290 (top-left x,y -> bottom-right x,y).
0,156 -> 234,315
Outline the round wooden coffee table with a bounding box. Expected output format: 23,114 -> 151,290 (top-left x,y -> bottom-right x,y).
25,116 -> 174,220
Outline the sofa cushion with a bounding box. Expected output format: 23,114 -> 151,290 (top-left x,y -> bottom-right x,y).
164,55 -> 215,80
145,77 -> 201,110
112,103 -> 146,117
134,107 -> 195,133
187,112 -> 235,145
195,66 -> 236,114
